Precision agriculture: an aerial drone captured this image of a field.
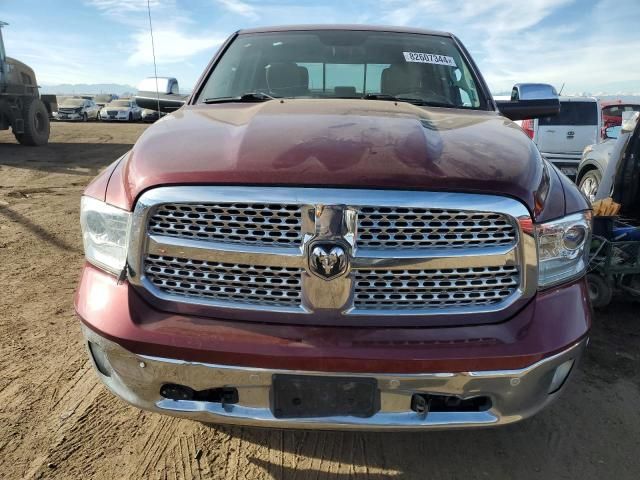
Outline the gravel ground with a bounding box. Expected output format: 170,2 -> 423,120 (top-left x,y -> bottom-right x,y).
1,122 -> 639,480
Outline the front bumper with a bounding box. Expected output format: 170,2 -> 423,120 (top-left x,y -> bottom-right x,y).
102,116 -> 130,121
56,113 -> 83,121
76,263 -> 591,430
83,324 -> 586,430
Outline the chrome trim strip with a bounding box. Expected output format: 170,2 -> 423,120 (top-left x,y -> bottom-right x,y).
132,187 -> 532,212
139,339 -> 583,378
128,187 -> 537,326
147,235 -> 305,268
352,246 -> 519,270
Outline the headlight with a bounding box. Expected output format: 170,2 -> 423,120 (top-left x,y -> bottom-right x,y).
582,145 -> 593,156
80,196 -> 131,275
536,211 -> 592,288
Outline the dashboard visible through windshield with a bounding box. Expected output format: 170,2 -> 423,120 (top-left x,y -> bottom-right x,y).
197,30 -> 484,109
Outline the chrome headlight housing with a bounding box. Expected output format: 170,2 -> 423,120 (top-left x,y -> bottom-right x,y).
80,196 -> 131,275
536,211 -> 592,288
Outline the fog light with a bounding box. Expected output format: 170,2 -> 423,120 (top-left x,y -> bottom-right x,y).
88,341 -> 111,377
548,359 -> 574,394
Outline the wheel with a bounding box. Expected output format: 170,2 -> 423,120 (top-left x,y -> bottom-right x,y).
579,169 -> 602,203
13,97 -> 50,146
587,273 -> 613,309
128,112 -> 133,122
82,112 -> 88,122
96,111 -> 101,121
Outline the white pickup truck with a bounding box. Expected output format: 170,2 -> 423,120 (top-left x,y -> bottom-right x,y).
521,96 -> 600,179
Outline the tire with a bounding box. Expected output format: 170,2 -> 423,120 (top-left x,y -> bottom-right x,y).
82,112 -> 88,122
587,273 -> 613,309
14,97 -> 50,146
579,169 -> 602,203
128,112 -> 133,122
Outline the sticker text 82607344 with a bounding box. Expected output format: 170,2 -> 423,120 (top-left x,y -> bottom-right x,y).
403,52 -> 457,67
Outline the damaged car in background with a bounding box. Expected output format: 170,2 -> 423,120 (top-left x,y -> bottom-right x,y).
56,97 -> 100,121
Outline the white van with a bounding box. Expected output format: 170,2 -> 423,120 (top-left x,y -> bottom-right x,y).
521,96 -> 600,179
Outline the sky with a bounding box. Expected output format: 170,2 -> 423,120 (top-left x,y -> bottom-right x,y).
2,0 -> 640,95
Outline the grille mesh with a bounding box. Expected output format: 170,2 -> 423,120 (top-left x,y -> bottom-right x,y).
354,266 -> 519,310
148,203 -> 303,246
145,255 -> 303,308
357,207 -> 516,249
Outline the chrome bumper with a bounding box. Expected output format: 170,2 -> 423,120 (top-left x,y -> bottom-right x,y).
82,325 -> 586,431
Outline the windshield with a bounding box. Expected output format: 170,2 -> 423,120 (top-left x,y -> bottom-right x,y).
108,100 -> 131,107
197,30 -> 483,108
60,98 -> 84,107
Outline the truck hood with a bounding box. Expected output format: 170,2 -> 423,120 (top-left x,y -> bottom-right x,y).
119,99 -> 548,214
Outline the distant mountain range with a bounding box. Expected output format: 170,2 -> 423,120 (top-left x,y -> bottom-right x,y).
40,83 -> 137,95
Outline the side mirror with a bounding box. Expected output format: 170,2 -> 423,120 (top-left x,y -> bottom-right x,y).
495,83 -> 560,121
605,126 -> 621,140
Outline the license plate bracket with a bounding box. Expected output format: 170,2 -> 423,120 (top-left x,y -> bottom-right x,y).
272,374 -> 379,419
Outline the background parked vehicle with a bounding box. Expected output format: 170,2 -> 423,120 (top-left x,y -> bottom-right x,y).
141,108 -> 164,122
99,98 -> 142,121
586,112 -> 640,308
600,101 -> 640,139
0,20 -> 52,145
577,111 -> 640,201
521,96 -> 600,179
56,97 -> 100,121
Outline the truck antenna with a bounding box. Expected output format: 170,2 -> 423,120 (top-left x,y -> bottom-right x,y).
146,0 -> 161,114
558,83 -> 565,95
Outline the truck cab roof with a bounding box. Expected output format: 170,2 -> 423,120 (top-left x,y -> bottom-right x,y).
237,24 -> 453,37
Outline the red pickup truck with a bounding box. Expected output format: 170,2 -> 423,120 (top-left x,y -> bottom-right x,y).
76,25 -> 591,430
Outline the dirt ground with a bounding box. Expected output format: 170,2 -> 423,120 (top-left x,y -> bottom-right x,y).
1,122 -> 639,480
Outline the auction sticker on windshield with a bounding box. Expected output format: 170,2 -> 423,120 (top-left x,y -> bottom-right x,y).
403,52 -> 457,67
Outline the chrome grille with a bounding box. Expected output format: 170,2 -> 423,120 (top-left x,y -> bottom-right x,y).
148,203 -> 303,246
144,254 -> 303,308
357,207 -> 516,249
131,187 -> 534,324
353,266 -> 520,310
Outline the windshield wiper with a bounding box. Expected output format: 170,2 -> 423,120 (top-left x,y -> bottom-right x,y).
203,92 -> 276,104
362,93 -> 401,102
362,94 -> 453,109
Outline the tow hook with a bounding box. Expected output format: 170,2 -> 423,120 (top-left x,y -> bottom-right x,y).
160,384 -> 239,405
411,394 -> 431,419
